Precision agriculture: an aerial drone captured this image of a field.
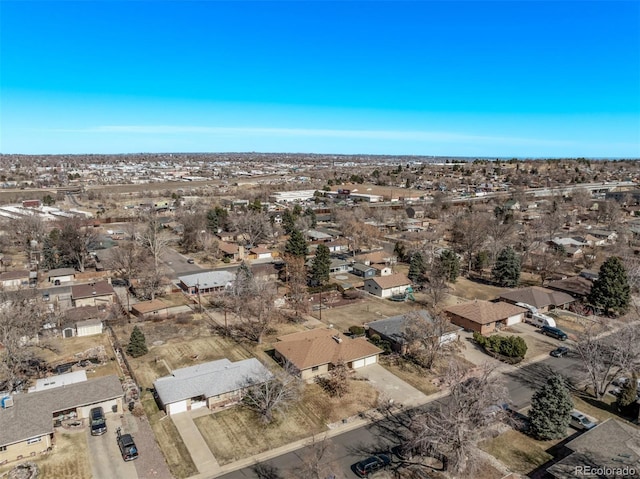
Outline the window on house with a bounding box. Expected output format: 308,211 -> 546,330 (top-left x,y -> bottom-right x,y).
311,366 -> 319,372
26,437 -> 41,445
0,445 -> 6,451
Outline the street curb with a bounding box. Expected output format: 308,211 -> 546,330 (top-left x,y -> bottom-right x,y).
203,389 -> 451,479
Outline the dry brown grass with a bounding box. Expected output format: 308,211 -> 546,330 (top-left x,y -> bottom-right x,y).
447,276 -> 505,301
194,380 -> 378,465
0,432 -> 92,479
378,357 -> 440,396
315,296 -> 423,333
479,429 -> 556,475
140,392 -> 198,479
36,333 -> 115,364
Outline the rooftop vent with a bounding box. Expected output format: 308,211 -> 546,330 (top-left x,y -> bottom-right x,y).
332,335 -> 342,344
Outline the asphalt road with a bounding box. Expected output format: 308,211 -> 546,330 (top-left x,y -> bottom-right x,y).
160,247 -> 203,278
216,354 -> 586,479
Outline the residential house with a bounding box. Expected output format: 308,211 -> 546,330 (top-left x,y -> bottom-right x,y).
546,419 -> 640,479
47,268 -> 76,285
444,300 -> 527,335
273,328 -> 382,380
550,237 -> 586,258
153,358 -> 273,416
325,239 -> 349,254
405,205 -> 427,219
0,270 -> 30,290
546,276 -> 593,300
363,274 -> 412,299
351,263 -> 376,279
329,258 -> 351,274
178,271 -> 235,295
71,281 -> 116,308
131,299 -> 177,320
0,375 -> 123,465
498,286 -> 575,313
249,246 -> 273,261
355,250 -> 395,266
217,242 -> 243,262
366,310 -> 460,354
588,229 -> 617,244
371,264 -> 393,277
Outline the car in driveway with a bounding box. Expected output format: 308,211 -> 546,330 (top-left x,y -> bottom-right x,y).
570,411 -> 597,431
354,454 -> 391,477
116,427 -> 139,461
90,406 -> 107,436
550,346 -> 570,358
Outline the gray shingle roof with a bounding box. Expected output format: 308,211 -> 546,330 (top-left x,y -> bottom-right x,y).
178,271 -> 235,289
153,358 -> 273,406
0,375 -> 123,447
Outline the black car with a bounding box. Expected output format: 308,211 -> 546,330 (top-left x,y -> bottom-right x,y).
550,346 -> 570,358
354,454 -> 391,477
116,427 -> 139,461
90,407 -> 107,436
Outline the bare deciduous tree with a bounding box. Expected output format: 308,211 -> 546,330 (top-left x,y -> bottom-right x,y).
450,212 -> 488,275
231,209 -> 273,247
406,363 -> 508,475
292,435 -> 337,479
0,289 -> 48,390
137,213 -> 171,299
283,254 -> 309,318
403,312 -> 455,370
574,322 -> 640,399
242,363 -> 303,424
228,272 -> 279,344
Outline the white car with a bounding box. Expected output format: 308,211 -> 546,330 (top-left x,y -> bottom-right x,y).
570,411 -> 597,431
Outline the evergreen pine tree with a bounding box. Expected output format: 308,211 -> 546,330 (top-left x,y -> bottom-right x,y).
529,375 -> 573,440
285,229 -> 308,258
588,256 -> 630,316
408,252 -> 426,283
310,244 -> 331,285
492,246 -> 521,287
617,372 -> 639,416
127,326 -> 148,358
282,209 -> 297,235
437,249 -> 460,283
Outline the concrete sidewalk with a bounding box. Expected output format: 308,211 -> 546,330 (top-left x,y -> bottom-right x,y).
206,388 -> 450,479
172,410 -> 221,477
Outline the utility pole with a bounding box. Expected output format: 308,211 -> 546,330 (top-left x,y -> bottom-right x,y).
319,288 -> 322,321
196,280 -> 202,313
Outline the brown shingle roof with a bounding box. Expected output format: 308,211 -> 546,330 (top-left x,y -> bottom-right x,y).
131,299 -> 170,314
0,270 -> 30,281
499,286 -> 575,309
355,251 -> 391,264
367,274 -> 411,290
71,280 -> 115,299
274,328 -> 382,370
218,241 -> 239,255
445,300 -> 526,325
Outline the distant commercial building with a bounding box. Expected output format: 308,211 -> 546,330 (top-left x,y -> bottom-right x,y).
269,190 -> 317,203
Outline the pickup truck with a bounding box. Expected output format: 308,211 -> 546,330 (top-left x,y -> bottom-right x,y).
90,407 -> 107,436
116,427 -> 139,461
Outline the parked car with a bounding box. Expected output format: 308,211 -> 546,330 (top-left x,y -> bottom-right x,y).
550,346 -> 570,358
89,406 -> 107,436
570,411 -> 597,431
116,427 -> 139,461
186,258 -> 195,264
541,325 -> 568,341
354,454 -> 391,477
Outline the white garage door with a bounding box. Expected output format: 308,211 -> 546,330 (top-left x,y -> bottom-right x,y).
364,356 -> 377,366
352,359 -> 366,369
169,400 -> 188,415
506,314 -> 522,326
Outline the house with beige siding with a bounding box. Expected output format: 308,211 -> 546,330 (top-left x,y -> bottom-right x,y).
154,358 -> 273,416
0,375 -> 123,465
70,281 -> 116,308
444,300 -> 527,335
363,274 -> 412,298
273,328 -> 383,380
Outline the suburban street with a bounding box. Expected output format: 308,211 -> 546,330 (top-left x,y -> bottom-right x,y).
215,354 -> 587,479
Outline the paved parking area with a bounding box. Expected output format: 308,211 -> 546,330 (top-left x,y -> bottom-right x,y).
354,363 -> 430,408
86,412 -> 138,479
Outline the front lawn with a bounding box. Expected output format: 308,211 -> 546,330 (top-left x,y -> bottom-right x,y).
194,380 -> 378,465
479,429 -> 557,475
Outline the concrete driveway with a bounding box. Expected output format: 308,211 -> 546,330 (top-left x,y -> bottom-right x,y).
354,363 -> 429,408
86,412 -> 138,479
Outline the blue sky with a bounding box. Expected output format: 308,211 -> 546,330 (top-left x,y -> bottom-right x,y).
1,1 -> 639,157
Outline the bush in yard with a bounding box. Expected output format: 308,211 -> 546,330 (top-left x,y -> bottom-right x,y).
127,326 -> 148,358
474,333 -> 527,360
529,375 -> 573,440
349,325 -> 365,336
